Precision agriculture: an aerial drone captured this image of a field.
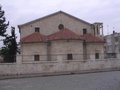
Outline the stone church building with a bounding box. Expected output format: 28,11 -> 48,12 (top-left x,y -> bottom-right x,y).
18,11 -> 104,62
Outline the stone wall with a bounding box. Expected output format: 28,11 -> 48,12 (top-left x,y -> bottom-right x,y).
50,40 -> 83,55
21,41 -> 104,62
0,55 -> 120,76
21,43 -> 47,62
20,12 -> 93,38
86,43 -> 104,59
21,40 -> 84,62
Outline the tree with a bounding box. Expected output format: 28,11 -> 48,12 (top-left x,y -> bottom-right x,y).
0,6 -> 9,37
0,27 -> 19,62
0,6 -> 19,63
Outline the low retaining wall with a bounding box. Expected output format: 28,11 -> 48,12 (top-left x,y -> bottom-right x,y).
0,58 -> 120,76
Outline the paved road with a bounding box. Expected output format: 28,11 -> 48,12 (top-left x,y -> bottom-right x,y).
0,71 -> 120,90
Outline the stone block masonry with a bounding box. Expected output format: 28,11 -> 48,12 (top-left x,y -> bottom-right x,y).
0,55 -> 120,77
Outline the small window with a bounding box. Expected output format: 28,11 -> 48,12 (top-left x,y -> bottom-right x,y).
107,53 -> 116,58
67,54 -> 73,60
34,55 -> 39,61
35,27 -> 40,32
95,53 -> 99,59
83,28 -> 87,34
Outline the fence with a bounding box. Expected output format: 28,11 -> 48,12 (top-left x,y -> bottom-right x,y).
0,53 -> 120,76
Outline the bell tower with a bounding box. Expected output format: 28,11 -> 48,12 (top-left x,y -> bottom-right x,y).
93,22 -> 103,37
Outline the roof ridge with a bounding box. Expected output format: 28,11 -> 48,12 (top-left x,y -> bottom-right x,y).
48,28 -> 80,36
18,11 -> 91,28
47,28 -> 83,41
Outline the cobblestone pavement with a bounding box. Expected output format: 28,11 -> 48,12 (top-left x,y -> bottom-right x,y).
0,71 -> 120,90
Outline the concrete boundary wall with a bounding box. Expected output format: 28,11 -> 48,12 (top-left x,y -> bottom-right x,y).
0,56 -> 120,76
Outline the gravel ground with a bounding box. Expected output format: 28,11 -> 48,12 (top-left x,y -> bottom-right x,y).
0,71 -> 120,90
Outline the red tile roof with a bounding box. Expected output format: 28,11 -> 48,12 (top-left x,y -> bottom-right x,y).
81,34 -> 105,43
47,28 -> 83,41
21,32 -> 47,43
21,29 -> 104,43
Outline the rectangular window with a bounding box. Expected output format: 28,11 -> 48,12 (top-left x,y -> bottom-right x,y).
67,54 -> 73,60
34,55 -> 39,61
95,53 -> 99,59
83,28 -> 87,34
35,27 -> 40,32
107,53 -> 116,58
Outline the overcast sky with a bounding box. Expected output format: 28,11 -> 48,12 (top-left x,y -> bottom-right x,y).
1,0 -> 120,37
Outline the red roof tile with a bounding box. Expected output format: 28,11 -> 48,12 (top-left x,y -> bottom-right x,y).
21,32 -> 47,43
21,29 -> 104,43
47,28 -> 83,41
81,34 -> 105,43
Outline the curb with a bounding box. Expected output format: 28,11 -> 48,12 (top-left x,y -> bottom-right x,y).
0,68 -> 120,80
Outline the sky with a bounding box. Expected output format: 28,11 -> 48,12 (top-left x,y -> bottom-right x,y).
0,0 -> 120,42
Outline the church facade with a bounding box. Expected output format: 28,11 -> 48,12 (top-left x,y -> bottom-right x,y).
18,11 -> 104,62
